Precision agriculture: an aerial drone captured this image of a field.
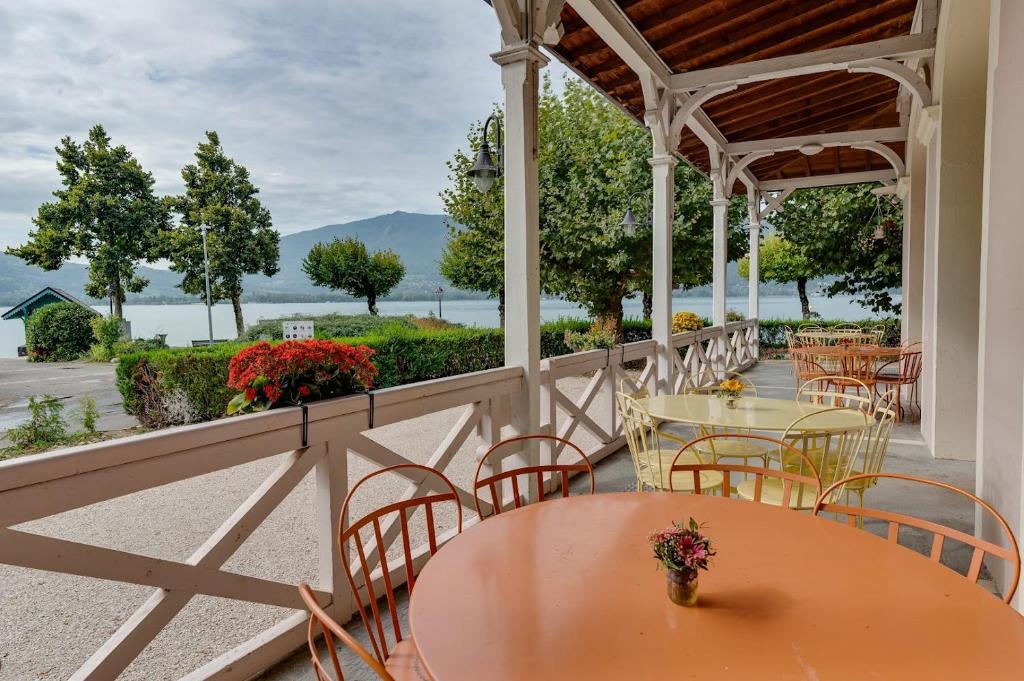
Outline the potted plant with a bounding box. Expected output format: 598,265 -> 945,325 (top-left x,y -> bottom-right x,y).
226,339 -> 377,414
649,517 -> 715,606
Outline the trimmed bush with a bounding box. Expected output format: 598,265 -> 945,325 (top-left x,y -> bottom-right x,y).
242,313 -> 417,341
25,302 -> 98,362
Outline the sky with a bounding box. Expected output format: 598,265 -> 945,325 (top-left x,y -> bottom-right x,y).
0,0 -> 570,250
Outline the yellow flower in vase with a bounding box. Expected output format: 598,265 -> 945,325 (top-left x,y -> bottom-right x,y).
717,379 -> 745,407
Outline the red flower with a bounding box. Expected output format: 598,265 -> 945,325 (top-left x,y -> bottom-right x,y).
298,385 -> 311,396
245,388 -> 257,401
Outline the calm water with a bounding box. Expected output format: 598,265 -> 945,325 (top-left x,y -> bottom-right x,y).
0,295 -> 892,358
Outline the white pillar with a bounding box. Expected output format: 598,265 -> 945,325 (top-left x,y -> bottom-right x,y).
901,110 -> 927,344
977,0 -> 1024,612
919,0 -> 989,461
746,187 -> 761,324
650,155 -> 677,395
494,43 -> 546,492
710,156 -> 729,374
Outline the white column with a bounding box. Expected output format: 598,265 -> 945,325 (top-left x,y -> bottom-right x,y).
710,156 -> 729,374
650,155 -> 677,395
746,187 -> 761,324
977,0 -> 1024,612
494,43 -> 546,496
901,110 -> 927,344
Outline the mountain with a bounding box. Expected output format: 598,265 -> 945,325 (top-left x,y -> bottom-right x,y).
0,212 -> 461,306
0,210 -> 822,306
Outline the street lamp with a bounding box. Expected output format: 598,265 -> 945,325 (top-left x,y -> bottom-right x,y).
200,224 -> 214,344
619,191 -> 651,236
468,114 -> 503,193
435,286 -> 445,319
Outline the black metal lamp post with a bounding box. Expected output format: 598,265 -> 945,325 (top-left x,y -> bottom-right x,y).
436,286 -> 445,319
468,114 -> 503,193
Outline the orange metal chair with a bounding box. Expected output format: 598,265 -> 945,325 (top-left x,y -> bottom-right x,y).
669,434 -> 822,509
814,473 -> 1021,603
873,347 -> 923,422
473,434 -> 595,518
790,347 -> 830,389
298,582 -> 397,681
338,463 -> 463,676
838,344 -> 880,396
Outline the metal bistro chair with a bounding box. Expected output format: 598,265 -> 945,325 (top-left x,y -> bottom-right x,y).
618,377 -> 690,448
839,390 -> 899,515
616,391 -> 723,494
682,373 -> 769,469
814,474 -> 1021,604
473,434 -> 594,518
839,344 -> 881,398
796,376 -> 873,413
873,344 -> 923,422
777,408 -> 870,509
790,347 -> 831,390
669,434 -> 821,509
333,464 -> 463,678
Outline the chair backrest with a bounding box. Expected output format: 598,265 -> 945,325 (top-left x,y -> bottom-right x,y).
813,474 -> 1021,603
796,377 -> 872,412
669,434 -> 822,506
869,325 -> 887,344
339,464 -> 463,666
839,345 -> 882,384
682,370 -> 757,396
875,348 -> 923,383
473,434 -> 594,517
618,376 -> 649,399
790,348 -> 828,379
298,582 -> 393,681
860,390 -> 898,477
798,324 -> 824,332
783,325 -> 797,349
833,324 -> 863,333
616,391 -> 669,489
781,408 -> 870,504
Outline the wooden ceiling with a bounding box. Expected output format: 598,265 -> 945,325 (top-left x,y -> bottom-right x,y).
551,0 -> 918,188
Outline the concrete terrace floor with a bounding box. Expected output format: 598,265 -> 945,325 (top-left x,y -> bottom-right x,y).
261,360 -> 979,681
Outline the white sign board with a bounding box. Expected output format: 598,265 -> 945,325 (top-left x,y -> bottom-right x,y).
283,321 -> 314,340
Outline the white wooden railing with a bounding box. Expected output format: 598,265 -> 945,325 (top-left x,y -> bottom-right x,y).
0,321 -> 757,680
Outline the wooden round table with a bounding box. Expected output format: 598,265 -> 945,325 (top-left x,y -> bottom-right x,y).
409,494 -> 1024,680
639,394 -> 870,432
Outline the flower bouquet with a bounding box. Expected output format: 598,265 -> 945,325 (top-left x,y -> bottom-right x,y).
649,517 -> 715,606
226,339 -> 377,415
717,378 -> 745,408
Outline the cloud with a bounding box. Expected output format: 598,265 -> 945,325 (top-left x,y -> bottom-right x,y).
0,0 -> 570,249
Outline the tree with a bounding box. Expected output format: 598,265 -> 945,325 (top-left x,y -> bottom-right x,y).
7,124 -> 168,317
738,235 -> 821,319
166,131 -> 280,337
303,237 -> 405,315
439,119 -> 506,324
771,184 -> 903,314
439,77 -> 747,339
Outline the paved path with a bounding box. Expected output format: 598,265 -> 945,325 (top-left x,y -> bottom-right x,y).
0,358 -> 137,445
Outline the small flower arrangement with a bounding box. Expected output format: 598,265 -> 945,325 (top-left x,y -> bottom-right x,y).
649,517 -> 715,606
226,339 -> 377,415
717,378 -> 745,403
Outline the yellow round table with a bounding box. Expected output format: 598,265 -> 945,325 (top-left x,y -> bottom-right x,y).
639,393 -> 870,432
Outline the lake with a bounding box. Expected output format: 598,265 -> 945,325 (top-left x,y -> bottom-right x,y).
0,294 -> 894,358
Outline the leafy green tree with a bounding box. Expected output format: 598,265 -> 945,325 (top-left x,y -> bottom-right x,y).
738,235 -> 822,319
303,237 -> 405,315
166,131 -> 280,337
771,184 -> 902,314
439,77 -> 747,339
7,124 -> 169,317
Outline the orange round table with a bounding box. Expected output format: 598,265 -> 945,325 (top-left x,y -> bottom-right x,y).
409,493 -> 1024,680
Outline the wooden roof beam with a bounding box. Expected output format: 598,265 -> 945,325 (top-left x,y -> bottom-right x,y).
567,0 -> 759,189
725,126 -> 906,155
668,32 -> 935,98
760,169 -> 898,191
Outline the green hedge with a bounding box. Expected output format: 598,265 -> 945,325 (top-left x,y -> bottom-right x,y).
242,313 -> 418,341
26,302 -> 98,362
758,318 -> 900,349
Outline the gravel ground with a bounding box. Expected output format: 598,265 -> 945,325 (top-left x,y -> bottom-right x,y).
0,375 -> 600,680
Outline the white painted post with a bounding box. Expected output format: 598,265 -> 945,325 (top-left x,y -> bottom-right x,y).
494,42 -> 546,501
650,154 -> 677,394
710,154 -> 730,376
746,187 -> 761,332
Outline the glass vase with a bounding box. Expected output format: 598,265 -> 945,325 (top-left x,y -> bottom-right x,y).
666,570 -> 699,606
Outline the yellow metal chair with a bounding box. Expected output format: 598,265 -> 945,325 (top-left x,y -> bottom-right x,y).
617,377 -> 690,448
760,408 -> 869,509
615,392 -> 723,493
682,373 -> 768,469
796,377 -> 873,413
838,390 -> 898,514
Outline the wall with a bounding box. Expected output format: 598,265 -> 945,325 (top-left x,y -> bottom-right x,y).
977,0 -> 1024,610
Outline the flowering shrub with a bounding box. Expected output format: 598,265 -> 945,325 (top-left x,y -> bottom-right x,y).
649,517 -> 715,579
226,340 -> 377,415
671,311 -> 704,333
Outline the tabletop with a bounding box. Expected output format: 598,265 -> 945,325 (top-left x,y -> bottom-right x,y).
409,493 -> 1024,680
639,393 -> 870,432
